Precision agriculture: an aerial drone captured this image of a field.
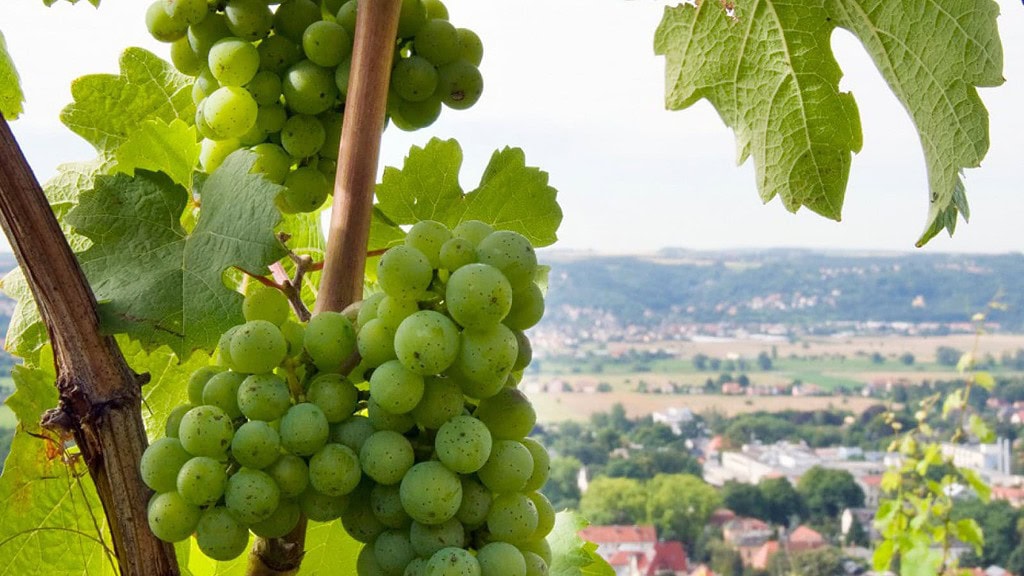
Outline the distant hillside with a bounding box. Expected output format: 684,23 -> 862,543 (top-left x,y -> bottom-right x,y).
539,249 -> 1024,332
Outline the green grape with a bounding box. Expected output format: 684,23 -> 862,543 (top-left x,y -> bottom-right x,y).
391,95 -> 442,131
377,245 -> 433,300
410,518 -> 465,558
330,414 -> 375,452
204,86 -> 258,138
308,443 -> 361,496
376,295 -> 419,331
307,373 -> 358,423
478,542 -> 526,576
359,430 -> 414,485
250,499 -> 301,538
367,396 -> 416,433
422,0 -> 448,20
395,311 -> 460,375
455,475 -> 490,528
303,311 -> 357,372
170,37 -> 204,75
435,415 -> 492,474
243,285 -> 289,325
202,370 -> 247,419
280,319 -> 306,357
357,541 -> 387,575
208,37 -> 260,86
369,360 -> 425,414
278,166 -> 331,213
397,0 -> 428,38
476,231 -> 537,290
141,437 -> 192,493
512,330 -> 532,372
426,548 -> 480,576
226,467 -> 281,524
400,461 -> 462,525
163,0 -> 208,26
519,538 -> 551,567
316,155 -> 338,180
217,325 -> 243,369
456,28 -> 483,66
245,70 -> 283,106
527,492 -> 555,541
334,0 -> 358,36
165,403 -> 192,438
230,319 -> 288,374
357,318 -> 397,368
283,59 -> 338,114
318,108 -> 344,159
375,529 -> 417,576
195,506 -> 250,561
436,60 -> 482,110
231,420 -> 282,469
477,440 -> 533,493
193,77 -> 214,106
148,491 -> 201,542
392,56 -> 439,103
445,263 -> 512,330
189,12 -> 232,58
251,142 -> 293,183
267,453 -> 309,498
188,365 -> 225,405
342,488 -> 386,543
521,551 -> 548,576
302,21 -> 351,67
453,324 -> 518,399
322,0 -> 347,15
414,19 -> 460,66
179,405 -> 235,457
237,373 -> 291,421
273,0 -> 321,42
281,113 -> 326,158
280,402 -> 330,456
197,65 -> 221,98
225,0 -> 273,41
255,102 -> 289,134
520,438 -> 549,492
200,137 -> 242,172
146,1 -> 188,43
300,485 -> 349,521
486,492 -> 538,544
258,34 -> 303,73
411,376 -> 464,430
334,59 -> 351,98
371,483 -> 412,529
406,558 -> 428,576
504,283 -> 544,331
473,388 -> 535,440
177,456 -> 228,506
404,220 -> 451,268
438,238 -> 476,272
452,220 -> 493,247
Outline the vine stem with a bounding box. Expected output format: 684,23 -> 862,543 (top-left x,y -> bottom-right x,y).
0,115 -> 179,575
246,1 -> 402,574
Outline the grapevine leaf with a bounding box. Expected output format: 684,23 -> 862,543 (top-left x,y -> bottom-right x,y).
0,269 -> 48,363
955,519 -> 983,554
872,538 -> 895,572
66,151 -> 286,356
114,118 -> 201,189
968,414 -> 995,443
0,364 -> 115,576
655,0 -> 861,220
655,0 -> 1003,246
974,371 -> 995,391
0,31 -> 24,120
61,47 -> 194,157
549,511 -> 615,576
901,542 -> 943,576
374,138 -> 562,248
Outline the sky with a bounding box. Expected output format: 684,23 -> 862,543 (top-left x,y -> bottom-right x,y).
1,0 -> 1022,255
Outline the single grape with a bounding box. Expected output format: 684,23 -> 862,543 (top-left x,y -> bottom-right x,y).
318,108 -> 344,159
356,318 -> 397,367
456,28 -> 483,66
439,237 -> 476,272
520,538 -> 552,567
148,491 -> 201,542
272,0 -> 321,42
302,20 -> 351,68
367,396 -> 416,433
512,330 -> 532,372
392,56 -> 439,103
341,488 -> 386,543
266,453 -> 309,498
422,0 -> 448,20
435,415 -> 492,474
445,263 -> 512,329
476,231 -> 537,289
200,137 -> 243,172
414,19 -> 460,66
188,11 -> 232,58
231,420 -> 282,469
330,414 -> 375,452
455,475 -> 491,528
187,366 -> 224,405
394,310 -> 460,375
164,403 -> 192,438
370,483 -> 412,529
204,86 -> 258,138
140,437 -> 192,493
163,0 -> 208,26
230,319 -> 288,374
225,467 -> 281,524
426,548 -> 480,576
203,370 -> 247,419
245,70 -> 283,107
377,245 -> 433,300
280,319 -> 306,357
250,499 -> 302,538
400,461 -> 462,525
258,34 -> 302,73
357,540 -> 386,575
177,456 -> 228,506
280,113 -> 326,158
359,430 -> 415,485
486,492 -> 538,545
278,165 -> 331,212
521,438 -> 550,492
452,220 -> 493,247
477,440 -> 533,493
369,359 -> 425,414
280,402 -> 330,456
410,518 -> 466,558
237,373 -> 291,421
504,283 -> 544,331
307,373 -> 359,423
473,388 -> 535,440
251,142 -> 293,183
397,0 -> 428,38
334,0 -> 358,36
436,60 -> 483,110
391,94 -> 443,131
243,285 -> 290,325
195,506 -> 250,561
179,405 -> 235,457
308,443 -> 361,496
374,529 -> 417,576
146,1 -> 188,43
453,324 -> 518,399
527,492 -> 555,541
303,311 -> 357,372
334,59 -> 351,98
282,59 -> 339,115
478,542 -> 526,576
375,295 -> 419,331
411,376 -> 464,430
224,0 -> 273,41
522,551 -> 548,576
407,558 -> 428,576
208,37 -> 260,86
170,37 -> 204,76
299,485 -> 349,521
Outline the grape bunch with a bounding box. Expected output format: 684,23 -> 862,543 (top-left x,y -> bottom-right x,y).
146,0 -> 484,213
142,220 -> 554,575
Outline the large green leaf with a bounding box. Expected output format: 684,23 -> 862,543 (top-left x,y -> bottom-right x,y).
0,31 -> 24,120
114,118 -> 201,190
66,151 -> 286,357
61,48 -> 194,157
655,0 -> 1003,246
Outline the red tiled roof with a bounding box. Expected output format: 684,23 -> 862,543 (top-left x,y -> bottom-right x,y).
709,508 -> 737,527
579,524 -> 657,545
788,525 -> 826,552
646,541 -> 688,575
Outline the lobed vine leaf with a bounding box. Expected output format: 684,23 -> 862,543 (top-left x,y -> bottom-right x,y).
0,31 -> 24,120
61,47 -> 194,157
114,118 -> 201,190
655,0 -> 1003,246
66,151 -> 287,357
549,511 -> 615,576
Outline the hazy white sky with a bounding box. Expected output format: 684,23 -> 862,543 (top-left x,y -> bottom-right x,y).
2,0 -> 1022,254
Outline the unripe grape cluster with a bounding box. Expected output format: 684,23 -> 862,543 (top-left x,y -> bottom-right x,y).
147,0 -> 484,213
143,221 -> 553,575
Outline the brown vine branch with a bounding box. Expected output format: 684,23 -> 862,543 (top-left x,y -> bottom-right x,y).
0,115 -> 179,575
246,1 -> 402,574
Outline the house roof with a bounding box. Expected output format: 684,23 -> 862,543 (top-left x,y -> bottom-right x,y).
789,525 -> 825,544
579,524 -> 657,545
646,541 -> 688,575
751,540 -> 779,570
709,508 -> 737,527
